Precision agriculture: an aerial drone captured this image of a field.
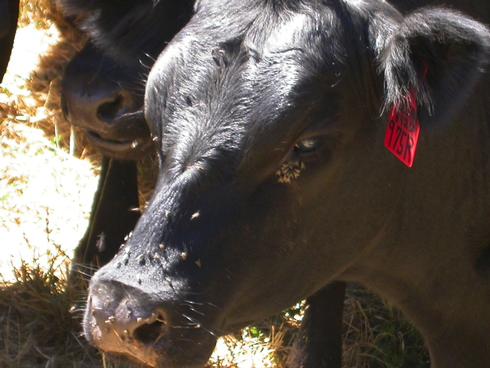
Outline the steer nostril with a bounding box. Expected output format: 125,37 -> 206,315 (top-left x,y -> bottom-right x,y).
133,319 -> 166,345
97,94 -> 124,123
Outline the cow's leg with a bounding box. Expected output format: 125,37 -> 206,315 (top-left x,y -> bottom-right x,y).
71,158 -> 140,277
287,282 -> 346,368
0,0 -> 19,82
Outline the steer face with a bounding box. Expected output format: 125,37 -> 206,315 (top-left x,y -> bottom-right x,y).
84,0 -> 490,366
59,0 -> 194,159
62,43 -> 152,160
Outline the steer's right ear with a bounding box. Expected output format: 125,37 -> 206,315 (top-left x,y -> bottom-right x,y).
380,7 -> 490,126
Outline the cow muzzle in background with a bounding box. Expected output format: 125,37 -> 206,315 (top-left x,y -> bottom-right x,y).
61,44 -> 152,160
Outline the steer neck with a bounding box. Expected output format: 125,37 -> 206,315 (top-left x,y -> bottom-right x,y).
347,241 -> 490,368
342,189 -> 490,368
342,95 -> 490,367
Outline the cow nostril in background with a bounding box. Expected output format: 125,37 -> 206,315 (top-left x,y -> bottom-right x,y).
133,320 -> 165,345
97,94 -> 124,123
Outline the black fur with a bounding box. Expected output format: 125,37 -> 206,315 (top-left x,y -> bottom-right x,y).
58,0 -> 195,63
382,8 -> 490,116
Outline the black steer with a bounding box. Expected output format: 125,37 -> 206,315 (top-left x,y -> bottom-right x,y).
59,2 -> 347,366
83,0 -> 490,367
66,1 -> 488,367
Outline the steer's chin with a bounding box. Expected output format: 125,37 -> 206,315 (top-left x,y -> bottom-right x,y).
83,111 -> 152,160
105,339 -> 216,368
85,130 -> 152,161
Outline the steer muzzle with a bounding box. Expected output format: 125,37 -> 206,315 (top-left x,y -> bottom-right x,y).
84,277 -> 217,367
61,44 -> 151,160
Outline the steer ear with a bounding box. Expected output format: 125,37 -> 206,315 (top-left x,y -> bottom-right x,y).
381,8 -> 490,125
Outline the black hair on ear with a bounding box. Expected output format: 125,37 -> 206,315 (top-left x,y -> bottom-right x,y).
381,8 -> 490,121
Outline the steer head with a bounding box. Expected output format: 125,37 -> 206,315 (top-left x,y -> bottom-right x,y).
83,1 -> 490,366
59,0 -> 194,159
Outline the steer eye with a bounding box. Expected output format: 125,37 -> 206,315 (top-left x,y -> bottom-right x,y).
276,136 -> 331,184
294,138 -> 321,155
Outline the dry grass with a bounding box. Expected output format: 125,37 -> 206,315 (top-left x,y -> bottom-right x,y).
0,0 -> 98,280
0,2 -> 101,365
0,1 -> 429,367
0,253 -> 99,368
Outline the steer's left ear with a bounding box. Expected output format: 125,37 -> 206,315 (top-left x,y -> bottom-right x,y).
381,8 -> 490,125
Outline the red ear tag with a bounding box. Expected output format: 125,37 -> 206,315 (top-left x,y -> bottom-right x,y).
384,91 -> 421,168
